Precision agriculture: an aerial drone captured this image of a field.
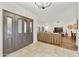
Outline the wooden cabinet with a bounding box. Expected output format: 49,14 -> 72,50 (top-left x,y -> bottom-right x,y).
45,33 -> 52,43
37,32 -> 61,45
52,33 -> 61,45
3,10 -> 33,56
38,32 -> 45,42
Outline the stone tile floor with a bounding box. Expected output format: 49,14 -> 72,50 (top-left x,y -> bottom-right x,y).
6,42 -> 79,57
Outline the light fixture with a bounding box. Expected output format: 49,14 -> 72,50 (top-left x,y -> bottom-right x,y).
35,2 -> 52,9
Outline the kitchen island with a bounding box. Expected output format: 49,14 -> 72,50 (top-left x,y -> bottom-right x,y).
37,32 -> 62,45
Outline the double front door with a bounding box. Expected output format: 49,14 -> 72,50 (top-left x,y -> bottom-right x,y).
3,10 -> 33,56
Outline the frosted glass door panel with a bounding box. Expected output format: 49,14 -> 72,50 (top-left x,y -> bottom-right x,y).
18,19 -> 22,33
7,17 -> 12,34
24,21 -> 27,33
30,22 -> 32,32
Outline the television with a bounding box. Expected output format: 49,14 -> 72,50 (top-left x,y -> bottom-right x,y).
53,27 -> 63,33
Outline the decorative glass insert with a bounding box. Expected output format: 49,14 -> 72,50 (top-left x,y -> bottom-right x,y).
30,22 -> 32,32
7,17 -> 12,34
24,21 -> 27,33
18,19 -> 22,33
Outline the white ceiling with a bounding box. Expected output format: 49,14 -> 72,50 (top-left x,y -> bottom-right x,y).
15,2 -> 76,24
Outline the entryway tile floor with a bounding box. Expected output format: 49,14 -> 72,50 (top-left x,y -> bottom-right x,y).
6,42 -> 79,57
